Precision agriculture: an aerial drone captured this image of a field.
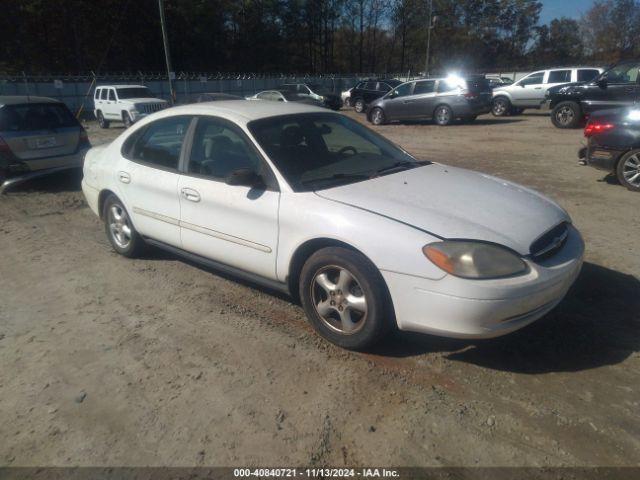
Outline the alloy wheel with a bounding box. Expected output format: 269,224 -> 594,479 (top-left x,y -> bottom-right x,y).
372,108 -> 384,125
311,266 -> 367,335
555,106 -> 575,126
108,204 -> 132,249
436,107 -> 451,125
622,153 -> 640,188
493,99 -> 508,116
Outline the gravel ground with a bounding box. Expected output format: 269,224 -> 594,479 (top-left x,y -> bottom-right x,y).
0,110 -> 639,467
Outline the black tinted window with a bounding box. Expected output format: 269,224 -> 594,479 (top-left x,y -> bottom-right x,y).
100,89 -> 108,100
130,116 -> 191,170
116,87 -> 153,99
108,89 -> 116,101
0,103 -> 78,131
392,83 -> 413,97
548,70 -> 571,83
377,83 -> 391,92
578,69 -> 600,82
188,117 -> 262,180
414,81 -> 435,94
364,82 -> 377,90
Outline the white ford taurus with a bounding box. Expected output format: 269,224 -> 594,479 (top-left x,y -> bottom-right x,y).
82,101 -> 584,350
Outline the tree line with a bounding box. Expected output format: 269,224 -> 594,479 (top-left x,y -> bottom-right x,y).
1,0 -> 639,75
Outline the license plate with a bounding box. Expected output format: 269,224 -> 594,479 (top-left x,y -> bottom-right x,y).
34,137 -> 57,149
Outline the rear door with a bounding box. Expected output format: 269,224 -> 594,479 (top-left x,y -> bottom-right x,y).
117,115 -> 193,247
0,102 -> 83,170
178,116 -> 280,279
591,62 -> 640,111
545,69 -> 572,95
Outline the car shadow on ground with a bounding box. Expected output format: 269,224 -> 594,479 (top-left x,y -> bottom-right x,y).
2,168 -> 84,194
371,262 -> 640,374
398,118 -> 525,127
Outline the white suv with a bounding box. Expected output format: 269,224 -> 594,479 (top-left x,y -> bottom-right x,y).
93,85 -> 168,128
491,67 -> 603,116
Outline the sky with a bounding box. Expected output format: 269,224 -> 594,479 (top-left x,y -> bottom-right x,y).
540,0 -> 597,24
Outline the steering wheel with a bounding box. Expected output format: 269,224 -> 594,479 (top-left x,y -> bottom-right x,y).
338,146 -> 358,157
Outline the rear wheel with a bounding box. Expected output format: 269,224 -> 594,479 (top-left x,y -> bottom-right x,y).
433,105 -> 453,126
103,195 -> 146,257
492,97 -> 511,116
370,107 -> 386,125
97,111 -> 109,129
354,98 -> 365,113
616,150 -> 640,192
551,101 -> 582,129
299,247 -> 394,350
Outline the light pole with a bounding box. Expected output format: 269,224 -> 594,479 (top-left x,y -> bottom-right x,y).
424,0 -> 434,77
158,0 -> 175,105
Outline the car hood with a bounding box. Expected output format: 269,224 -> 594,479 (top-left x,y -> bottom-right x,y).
120,98 -> 167,104
315,164 -> 569,255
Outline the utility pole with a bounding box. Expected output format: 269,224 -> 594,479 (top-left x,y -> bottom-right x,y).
158,0 -> 175,105
424,0 -> 434,77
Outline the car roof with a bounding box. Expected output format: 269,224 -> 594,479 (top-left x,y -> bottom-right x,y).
0,95 -> 62,106
156,100 -> 328,124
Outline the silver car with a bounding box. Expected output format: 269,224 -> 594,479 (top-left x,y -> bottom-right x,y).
0,96 -> 90,193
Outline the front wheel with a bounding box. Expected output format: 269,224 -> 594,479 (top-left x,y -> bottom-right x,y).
103,195 -> 146,257
97,111 -> 109,129
354,98 -> 365,113
433,105 -> 453,126
551,101 -> 582,129
616,150 -> 640,192
299,247 -> 394,350
370,107 -> 386,125
122,112 -> 133,128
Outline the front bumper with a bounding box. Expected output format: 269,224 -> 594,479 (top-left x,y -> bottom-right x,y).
382,225 -> 584,339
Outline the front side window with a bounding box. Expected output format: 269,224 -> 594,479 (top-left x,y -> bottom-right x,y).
519,72 -> 544,86
187,117 -> 262,180
129,116 -> 191,170
108,89 -> 116,101
390,82 -> 413,98
603,63 -> 640,84
548,70 -> 571,83
414,80 -> 436,95
248,113 -> 426,192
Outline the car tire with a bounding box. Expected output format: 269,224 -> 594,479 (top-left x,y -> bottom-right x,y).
551,101 -> 582,129
433,105 -> 453,126
299,247 -> 394,350
97,111 -> 110,129
103,194 -> 146,258
616,149 -> 640,192
344,97 -> 352,108
122,111 -> 133,128
354,98 -> 365,113
370,107 -> 386,125
492,97 -> 511,117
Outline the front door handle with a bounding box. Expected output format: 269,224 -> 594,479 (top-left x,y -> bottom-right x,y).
181,187 -> 201,202
403,100 -> 415,104
118,171 -> 131,184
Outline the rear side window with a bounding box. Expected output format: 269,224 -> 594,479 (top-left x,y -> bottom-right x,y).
548,70 -> 571,83
100,89 -> 108,100
129,116 -> 192,170
414,81 -> 435,95
578,69 -> 600,82
0,103 -> 79,132
364,82 -> 377,90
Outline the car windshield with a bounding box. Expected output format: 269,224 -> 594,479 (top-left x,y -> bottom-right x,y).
116,87 -> 154,99
248,113 -> 428,192
0,103 -> 79,131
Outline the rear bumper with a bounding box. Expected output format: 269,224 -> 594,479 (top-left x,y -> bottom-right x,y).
578,144 -> 623,172
0,165 -> 79,194
382,225 -> 584,339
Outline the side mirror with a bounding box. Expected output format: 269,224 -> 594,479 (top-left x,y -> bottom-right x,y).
388,90 -> 398,98
225,168 -> 264,188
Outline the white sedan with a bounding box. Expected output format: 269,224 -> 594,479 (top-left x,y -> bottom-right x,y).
82,101 -> 584,350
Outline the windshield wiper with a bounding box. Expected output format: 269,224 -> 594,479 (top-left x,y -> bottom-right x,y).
372,160 -> 430,177
301,172 -> 370,188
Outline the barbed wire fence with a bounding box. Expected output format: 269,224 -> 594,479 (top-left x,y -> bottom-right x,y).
0,70 -> 531,119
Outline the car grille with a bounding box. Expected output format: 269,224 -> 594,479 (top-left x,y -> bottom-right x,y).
138,103 -> 165,114
530,222 -> 569,260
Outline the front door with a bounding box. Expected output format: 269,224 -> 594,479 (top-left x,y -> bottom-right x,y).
178,116 -> 280,280
383,82 -> 415,120
585,62 -> 640,113
511,71 -> 545,107
116,115 -> 193,247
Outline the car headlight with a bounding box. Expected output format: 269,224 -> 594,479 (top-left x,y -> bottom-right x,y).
423,241 -> 527,279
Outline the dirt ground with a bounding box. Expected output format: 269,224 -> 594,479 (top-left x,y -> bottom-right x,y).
1,110 -> 639,468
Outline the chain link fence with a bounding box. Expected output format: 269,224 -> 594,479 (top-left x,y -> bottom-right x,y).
0,71 -> 531,119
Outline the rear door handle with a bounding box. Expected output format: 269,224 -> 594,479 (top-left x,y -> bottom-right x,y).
118,171 -> 131,184
181,187 -> 201,202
